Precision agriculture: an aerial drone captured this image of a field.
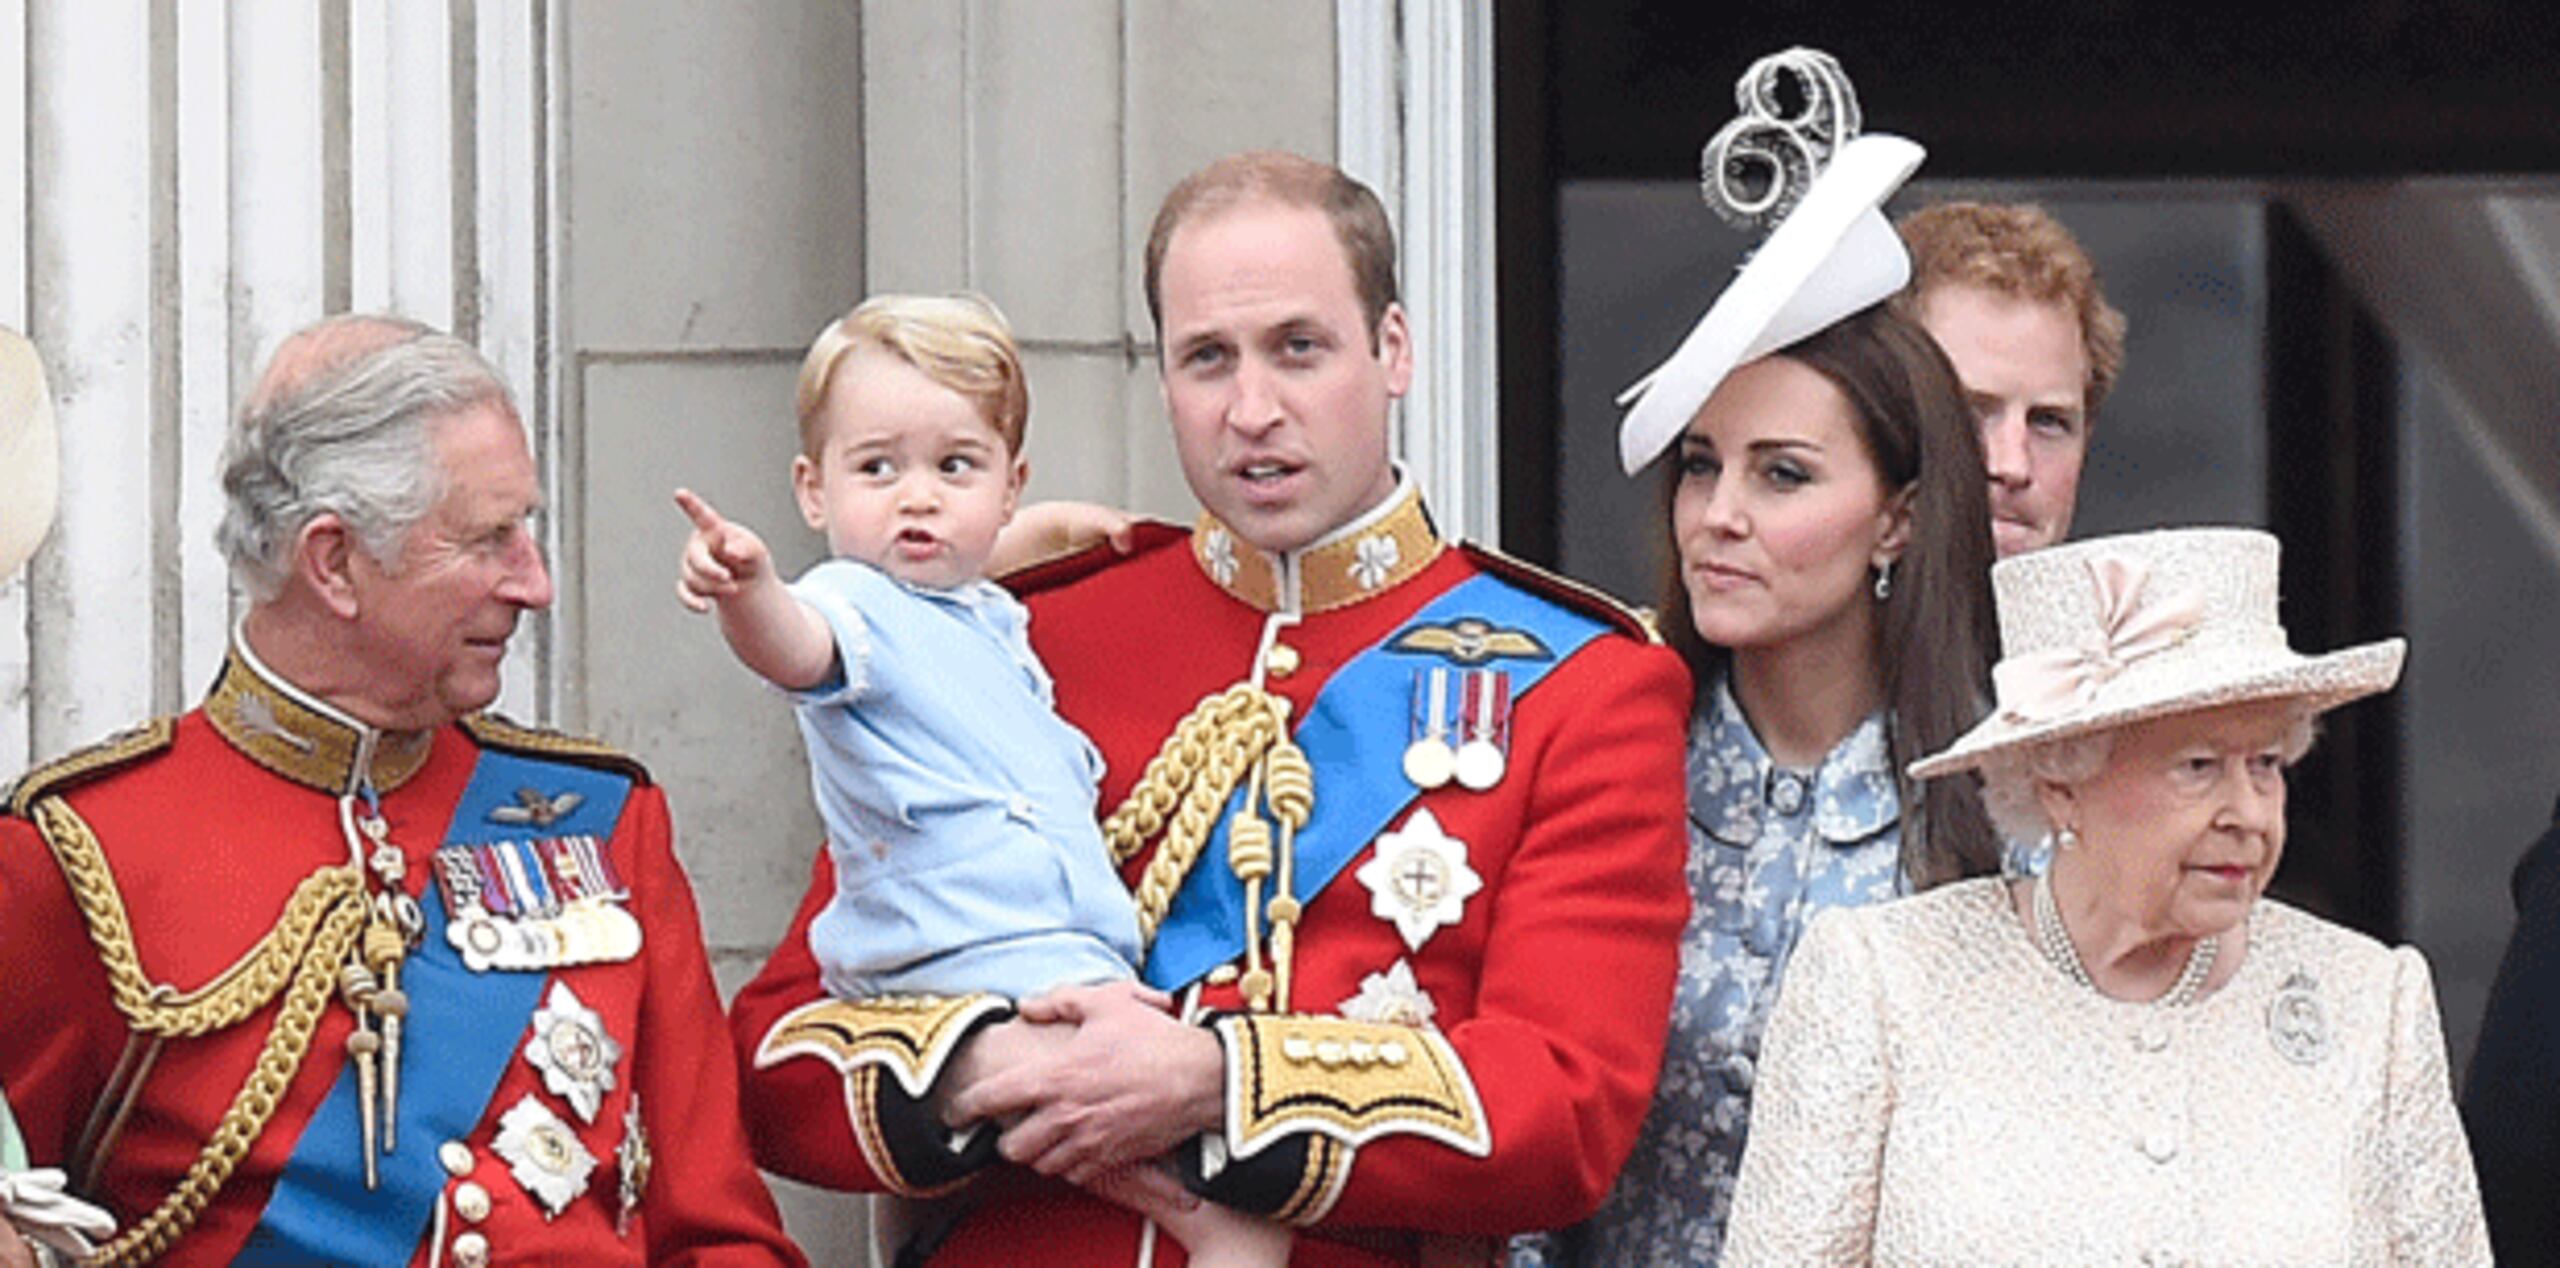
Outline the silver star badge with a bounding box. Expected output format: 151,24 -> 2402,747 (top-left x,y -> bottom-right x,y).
1354,808 -> 1483,952
1338,958 -> 1439,1027
494,1095 -> 598,1219
525,981 -> 622,1122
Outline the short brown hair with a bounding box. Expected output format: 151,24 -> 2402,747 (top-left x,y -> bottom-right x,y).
1142,150 -> 1400,346
797,294 -> 1029,457
1893,202 -> 2128,415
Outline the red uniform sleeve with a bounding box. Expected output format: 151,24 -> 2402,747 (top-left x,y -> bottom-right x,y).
619,788 -> 808,1265
726,850 -> 883,1191
727,852 -> 1010,1200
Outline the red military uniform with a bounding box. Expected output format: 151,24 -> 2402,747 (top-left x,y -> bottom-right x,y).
730,484 -> 1691,1265
0,643 -> 803,1266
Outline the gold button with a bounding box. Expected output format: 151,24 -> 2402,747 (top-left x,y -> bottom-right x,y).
1281,1036 -> 1315,1062
438,1141 -> 475,1177
1264,644 -> 1302,677
1314,1040 -> 1347,1068
1379,1040 -> 1409,1066
454,1181 -> 492,1223
451,1231 -> 490,1268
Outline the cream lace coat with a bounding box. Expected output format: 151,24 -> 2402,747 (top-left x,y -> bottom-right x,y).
1723,879 -> 2490,1266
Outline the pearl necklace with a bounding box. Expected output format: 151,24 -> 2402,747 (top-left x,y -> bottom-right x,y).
2031,870 -> 2217,1008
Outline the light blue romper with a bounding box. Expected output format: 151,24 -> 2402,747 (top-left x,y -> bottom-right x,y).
791,559 -> 1140,1000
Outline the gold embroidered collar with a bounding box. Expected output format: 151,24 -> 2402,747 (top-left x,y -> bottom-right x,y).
1190,477 -> 1443,615
205,637 -> 435,796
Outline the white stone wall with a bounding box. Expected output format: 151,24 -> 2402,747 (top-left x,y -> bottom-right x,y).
3,1 -> 547,769
8,3 -> 1440,1260
863,0 -> 1341,523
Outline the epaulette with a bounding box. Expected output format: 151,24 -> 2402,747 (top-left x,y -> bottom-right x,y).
1457,542 -> 1661,644
997,518 -> 1191,598
461,713 -> 653,785
7,718 -> 178,817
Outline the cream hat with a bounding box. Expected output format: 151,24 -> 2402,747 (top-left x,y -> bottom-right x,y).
0,328 -> 60,575
1617,48 -> 1923,475
1908,527 -> 2405,780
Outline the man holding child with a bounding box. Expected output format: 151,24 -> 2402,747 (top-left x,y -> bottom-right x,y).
726,151 -> 1692,1264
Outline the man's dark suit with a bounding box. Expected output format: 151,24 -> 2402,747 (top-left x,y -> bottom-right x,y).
2465,791 -> 2560,1266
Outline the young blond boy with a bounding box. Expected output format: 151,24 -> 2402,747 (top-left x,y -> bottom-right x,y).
676,294 -> 1284,1265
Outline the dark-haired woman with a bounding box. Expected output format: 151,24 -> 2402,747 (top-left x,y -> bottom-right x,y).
1558,301 -> 1998,1263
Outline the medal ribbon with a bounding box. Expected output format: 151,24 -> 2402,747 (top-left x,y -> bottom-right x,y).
238,749 -> 633,1265
1143,572 -> 1608,991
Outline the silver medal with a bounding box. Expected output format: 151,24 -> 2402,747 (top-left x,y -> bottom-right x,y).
1404,665 -> 1458,789
1452,669 -> 1511,791
1402,738 -> 1456,790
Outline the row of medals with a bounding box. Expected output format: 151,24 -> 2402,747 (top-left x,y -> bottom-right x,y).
434,835 -> 644,972
1403,665 -> 1511,792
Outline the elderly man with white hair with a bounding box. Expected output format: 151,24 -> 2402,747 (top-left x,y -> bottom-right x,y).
0,316 -> 803,1266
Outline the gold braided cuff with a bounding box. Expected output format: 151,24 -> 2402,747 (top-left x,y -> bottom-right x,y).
754,994 -> 1011,1101
1210,1014 -> 1491,1162
1189,1128 -> 1357,1227
1276,1135 -> 1353,1225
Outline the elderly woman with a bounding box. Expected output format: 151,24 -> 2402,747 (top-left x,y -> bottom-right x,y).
1721,527 -> 2490,1264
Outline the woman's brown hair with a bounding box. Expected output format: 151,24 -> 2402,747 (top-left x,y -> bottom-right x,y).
1656,303 -> 2001,887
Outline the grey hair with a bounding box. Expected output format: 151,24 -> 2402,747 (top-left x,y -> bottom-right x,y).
1975,708 -> 2322,843
216,322 -> 515,600
1977,731 -> 2117,844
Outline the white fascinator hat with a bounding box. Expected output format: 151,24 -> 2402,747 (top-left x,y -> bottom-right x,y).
0,328 -> 61,576
1617,48 -> 1925,476
1908,528 -> 2406,780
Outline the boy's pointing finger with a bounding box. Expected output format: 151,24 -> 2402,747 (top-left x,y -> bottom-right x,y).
673,487 -> 725,532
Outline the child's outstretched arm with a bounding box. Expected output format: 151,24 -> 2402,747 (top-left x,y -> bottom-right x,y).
674,487 -> 836,690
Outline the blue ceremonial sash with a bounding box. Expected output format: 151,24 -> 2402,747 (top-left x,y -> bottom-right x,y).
1143,572 -> 1609,991
237,750 -> 633,1265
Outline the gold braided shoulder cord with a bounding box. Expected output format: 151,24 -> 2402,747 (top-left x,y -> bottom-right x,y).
32,795 -> 368,1264
35,798 -> 364,1037
1103,685 -> 1300,948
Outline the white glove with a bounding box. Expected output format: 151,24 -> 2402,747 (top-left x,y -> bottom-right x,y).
0,1168 -> 116,1258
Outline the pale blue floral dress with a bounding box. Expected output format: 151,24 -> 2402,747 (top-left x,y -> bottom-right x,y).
1514,675 -> 1904,1266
